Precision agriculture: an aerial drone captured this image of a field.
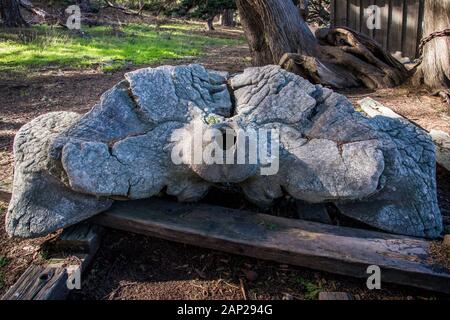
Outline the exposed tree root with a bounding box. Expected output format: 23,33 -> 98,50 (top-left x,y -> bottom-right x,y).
278,27 -> 408,90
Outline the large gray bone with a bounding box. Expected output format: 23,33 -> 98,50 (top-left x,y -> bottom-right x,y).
6,65 -> 443,238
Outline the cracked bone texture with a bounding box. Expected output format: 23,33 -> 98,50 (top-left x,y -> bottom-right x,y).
6,64 -> 442,238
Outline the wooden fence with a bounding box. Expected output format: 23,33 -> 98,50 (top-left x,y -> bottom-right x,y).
330,0 -> 425,59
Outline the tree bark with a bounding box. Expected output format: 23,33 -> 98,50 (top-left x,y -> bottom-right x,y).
220,9 -> 234,27
0,0 -> 28,27
206,16 -> 215,31
236,0 -> 408,89
413,0 -> 449,99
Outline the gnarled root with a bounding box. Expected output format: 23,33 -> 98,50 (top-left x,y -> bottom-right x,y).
279,27 -> 409,89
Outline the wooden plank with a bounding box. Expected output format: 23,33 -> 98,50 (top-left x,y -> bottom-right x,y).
373,0 -> 389,48
1,252 -> 93,300
357,97 -> 404,119
360,0 -> 375,38
93,198 -> 450,294
56,223 -> 103,254
415,0 -> 425,58
2,264 -> 69,300
347,0 -> 361,32
335,0 -> 348,27
403,0 -> 420,58
319,292 -> 354,300
330,0 -> 336,27
2,222 -> 102,300
388,0 -> 405,54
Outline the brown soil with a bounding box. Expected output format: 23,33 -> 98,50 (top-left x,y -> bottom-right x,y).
0,14 -> 449,300
343,86 -> 450,133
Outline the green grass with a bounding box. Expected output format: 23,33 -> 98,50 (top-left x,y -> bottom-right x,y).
296,277 -> 323,300
0,23 -> 244,73
0,256 -> 8,268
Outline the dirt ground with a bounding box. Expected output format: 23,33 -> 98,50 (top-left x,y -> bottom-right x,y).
1,17 -> 450,300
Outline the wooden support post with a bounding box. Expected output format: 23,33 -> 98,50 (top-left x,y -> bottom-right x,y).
55,223 -> 103,255
93,198 -> 450,294
1,223 -> 102,300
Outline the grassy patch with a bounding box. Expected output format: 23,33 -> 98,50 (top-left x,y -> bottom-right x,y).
0,256 -> 8,268
296,277 -> 322,300
0,23 -> 244,72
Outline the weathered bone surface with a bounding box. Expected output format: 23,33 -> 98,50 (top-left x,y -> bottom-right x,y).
6,64 -> 443,238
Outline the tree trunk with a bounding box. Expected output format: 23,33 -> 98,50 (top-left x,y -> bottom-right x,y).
220,9 -> 234,27
413,0 -> 449,99
297,0 -> 309,20
76,0 -> 92,12
0,0 -> 28,27
236,0 -> 408,89
206,16 -> 215,31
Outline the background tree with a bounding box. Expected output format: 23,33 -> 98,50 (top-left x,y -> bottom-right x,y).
0,0 -> 28,27
174,0 -> 236,30
236,0 -> 407,89
412,0 -> 449,100
219,8 -> 234,27
76,0 -> 93,12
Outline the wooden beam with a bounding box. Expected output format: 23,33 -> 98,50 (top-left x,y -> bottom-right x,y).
2,259 -> 76,300
55,223 -> 103,255
2,223 -> 101,300
93,198 -> 450,294
403,0 -> 421,58
373,0 -> 389,48
348,0 -> 361,32
360,0 -> 375,38
388,0 -> 405,54
335,0 -> 348,27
